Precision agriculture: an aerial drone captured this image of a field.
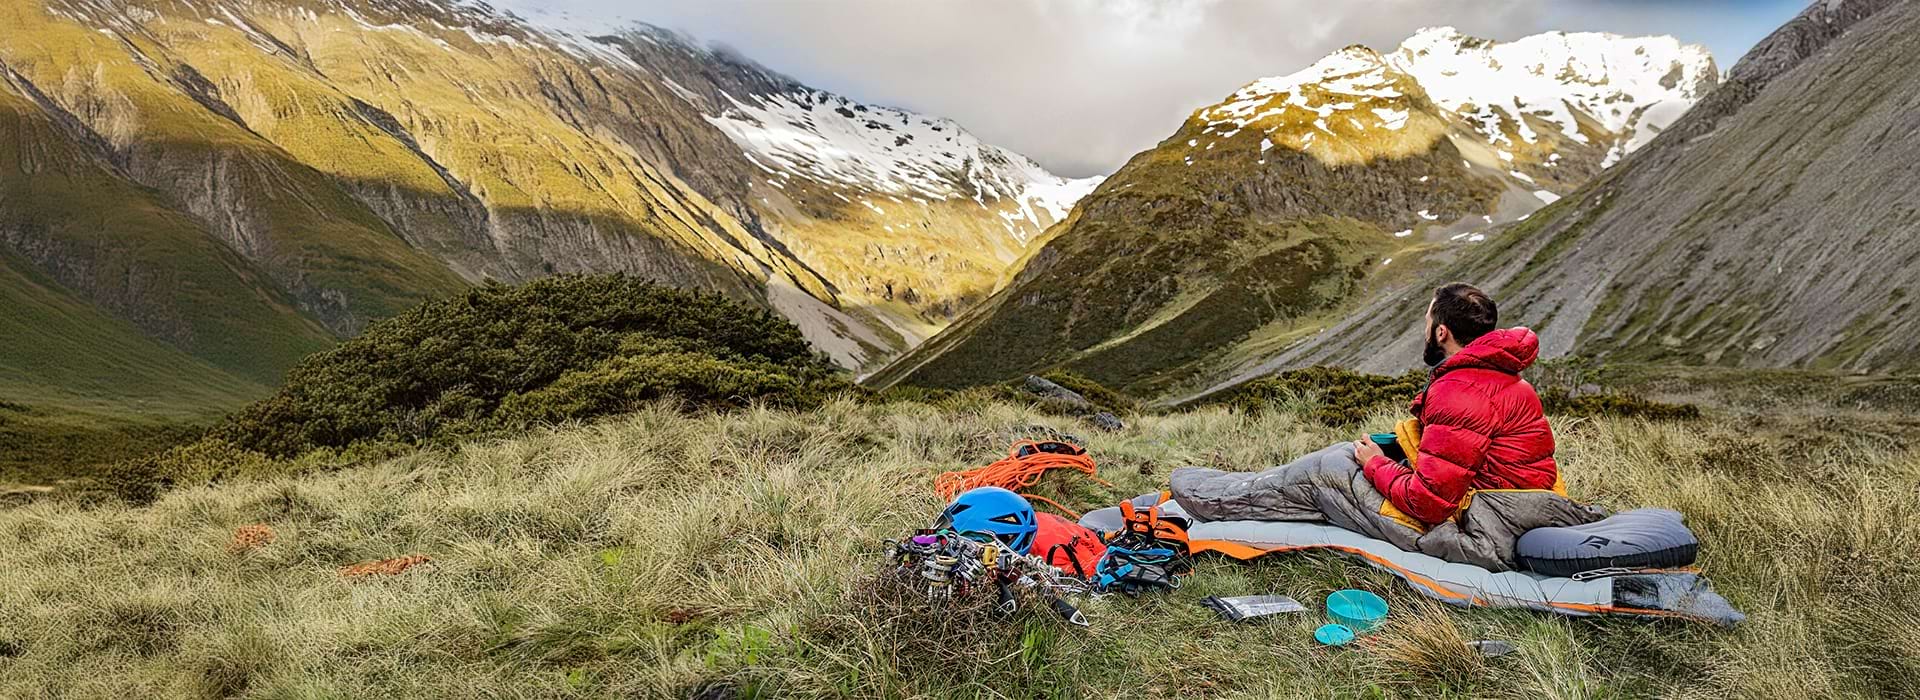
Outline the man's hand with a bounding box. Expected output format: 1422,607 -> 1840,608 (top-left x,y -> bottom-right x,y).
1353,439 -> 1385,465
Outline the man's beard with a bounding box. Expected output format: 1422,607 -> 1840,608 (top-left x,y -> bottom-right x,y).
1422,325 -> 1446,367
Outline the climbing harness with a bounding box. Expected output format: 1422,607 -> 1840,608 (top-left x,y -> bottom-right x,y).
1092,499 -> 1194,596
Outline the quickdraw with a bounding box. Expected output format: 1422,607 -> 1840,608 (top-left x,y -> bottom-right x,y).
886,529 -> 1090,627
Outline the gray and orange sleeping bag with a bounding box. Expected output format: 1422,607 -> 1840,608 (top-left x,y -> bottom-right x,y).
1085,443 -> 1744,626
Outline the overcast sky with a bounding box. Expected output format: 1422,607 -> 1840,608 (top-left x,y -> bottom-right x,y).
500,0 -> 1808,178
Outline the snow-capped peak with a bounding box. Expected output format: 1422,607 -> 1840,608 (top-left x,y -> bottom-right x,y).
1389,26 -> 1716,150
704,88 -> 1099,238
1191,26 -> 1715,172
1198,45 -> 1416,136
1222,46 -> 1397,107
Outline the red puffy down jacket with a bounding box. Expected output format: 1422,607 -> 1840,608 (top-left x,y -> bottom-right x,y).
1362,328 -> 1558,526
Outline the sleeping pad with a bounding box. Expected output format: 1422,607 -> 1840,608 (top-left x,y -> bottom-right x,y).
1147,443 -> 1743,625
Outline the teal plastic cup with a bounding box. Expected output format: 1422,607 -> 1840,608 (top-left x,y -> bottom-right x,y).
1367,433 -> 1407,463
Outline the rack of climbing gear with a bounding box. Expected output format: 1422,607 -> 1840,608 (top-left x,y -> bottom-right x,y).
934,440 -> 1112,519
1092,499 -> 1194,596
886,529 -> 1090,627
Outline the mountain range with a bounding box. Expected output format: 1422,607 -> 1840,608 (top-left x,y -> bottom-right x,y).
10,0 -> 1913,413
872,27 -> 1717,395
0,0 -> 1091,413
1192,0 -> 1920,397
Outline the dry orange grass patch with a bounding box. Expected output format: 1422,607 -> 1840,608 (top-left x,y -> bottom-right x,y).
339,555 -> 432,579
227,524 -> 276,554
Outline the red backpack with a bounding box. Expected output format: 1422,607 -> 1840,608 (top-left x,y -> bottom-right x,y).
1030,512 -> 1107,580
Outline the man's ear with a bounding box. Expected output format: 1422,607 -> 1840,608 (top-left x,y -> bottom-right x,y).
1433,322 -> 1452,346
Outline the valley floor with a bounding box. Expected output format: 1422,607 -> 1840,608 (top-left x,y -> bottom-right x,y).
2,390 -> 1917,698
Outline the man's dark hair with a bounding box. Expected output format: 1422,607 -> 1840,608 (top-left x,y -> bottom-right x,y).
1432,283 -> 1498,344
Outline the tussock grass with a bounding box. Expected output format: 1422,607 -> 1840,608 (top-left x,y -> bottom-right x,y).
2,396 -> 1917,698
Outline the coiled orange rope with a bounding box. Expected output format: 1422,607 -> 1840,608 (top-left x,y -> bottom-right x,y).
935,440 -> 1113,519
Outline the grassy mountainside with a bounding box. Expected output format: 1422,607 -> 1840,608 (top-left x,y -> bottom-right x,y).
874,34 -> 1714,398
0,254 -> 251,489
0,80 -> 338,389
2,0 -> 476,334
1197,0 -> 1920,392
873,50 -> 1508,396
0,251 -> 271,414
0,0 -> 1091,411
3,378 -> 1916,697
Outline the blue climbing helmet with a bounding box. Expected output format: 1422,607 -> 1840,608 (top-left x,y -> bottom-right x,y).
935,486 -> 1038,552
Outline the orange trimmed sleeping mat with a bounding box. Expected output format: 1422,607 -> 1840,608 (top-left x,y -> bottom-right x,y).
1086,455 -> 1744,628
1083,493 -> 1741,626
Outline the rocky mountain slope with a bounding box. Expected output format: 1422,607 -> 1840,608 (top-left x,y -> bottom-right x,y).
0,0 -> 1091,409
1200,0 -> 1920,393
872,28 -> 1715,395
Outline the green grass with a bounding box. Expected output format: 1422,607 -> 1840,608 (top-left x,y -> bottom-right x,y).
0,253 -> 270,418
0,403 -> 202,490
0,252 -> 263,489
0,92 -> 340,388
3,386 -> 1916,697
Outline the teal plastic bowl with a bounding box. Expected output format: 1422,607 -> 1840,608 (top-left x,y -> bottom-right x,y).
1327,589 -> 1389,632
1314,623 -> 1355,646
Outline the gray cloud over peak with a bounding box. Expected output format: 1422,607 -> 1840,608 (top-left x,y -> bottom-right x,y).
500,1 -> 1802,178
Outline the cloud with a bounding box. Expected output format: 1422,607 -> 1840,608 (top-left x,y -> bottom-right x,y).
500,0 -> 1797,178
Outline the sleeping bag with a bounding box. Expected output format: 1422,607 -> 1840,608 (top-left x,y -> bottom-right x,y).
1170,442 -> 1603,571
1083,495 -> 1742,626
1151,443 -> 1741,625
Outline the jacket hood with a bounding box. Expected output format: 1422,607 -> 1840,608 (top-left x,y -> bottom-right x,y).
1437,327 -> 1539,376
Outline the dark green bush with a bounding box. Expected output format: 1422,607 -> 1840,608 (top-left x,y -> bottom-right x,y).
212,275 -> 845,459
1036,371 -> 1140,414
496,339 -> 842,425
1199,366 -> 1427,426
1541,390 -> 1701,421
873,372 -> 1139,420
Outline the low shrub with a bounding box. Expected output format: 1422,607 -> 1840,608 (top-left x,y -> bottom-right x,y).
1036,371 -> 1141,414
1198,366 -> 1427,426
1198,366 -> 1700,425
215,275 -> 844,459
0,407 -> 203,487
1541,390 -> 1701,421
875,372 -> 1139,421
125,275 -> 851,491
868,385 -> 960,405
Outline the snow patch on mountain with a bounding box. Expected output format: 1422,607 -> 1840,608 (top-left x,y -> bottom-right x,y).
1200,47 -> 1405,132
704,89 -> 1099,235
1389,27 -> 1715,159
1192,27 -> 1713,176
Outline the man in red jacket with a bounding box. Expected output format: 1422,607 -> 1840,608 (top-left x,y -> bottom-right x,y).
1353,283 -> 1558,527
